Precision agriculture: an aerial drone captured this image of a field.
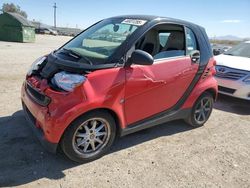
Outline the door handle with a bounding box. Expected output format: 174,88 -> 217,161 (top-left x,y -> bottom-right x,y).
190,50 -> 200,64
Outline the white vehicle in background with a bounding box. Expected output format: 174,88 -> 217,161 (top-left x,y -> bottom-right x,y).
222,46 -> 232,52
215,41 -> 250,100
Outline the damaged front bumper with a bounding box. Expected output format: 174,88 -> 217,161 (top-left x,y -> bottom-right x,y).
21,81 -> 59,153
21,77 -> 87,153
22,102 -> 58,153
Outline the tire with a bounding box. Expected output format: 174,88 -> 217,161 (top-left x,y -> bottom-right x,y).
61,110 -> 116,163
185,92 -> 214,127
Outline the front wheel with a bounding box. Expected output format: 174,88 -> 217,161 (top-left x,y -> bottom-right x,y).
61,111 -> 116,163
185,92 -> 214,127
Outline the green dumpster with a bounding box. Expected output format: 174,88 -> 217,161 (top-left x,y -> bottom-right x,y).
0,12 -> 35,42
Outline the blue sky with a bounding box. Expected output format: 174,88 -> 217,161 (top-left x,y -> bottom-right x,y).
1,0 -> 250,38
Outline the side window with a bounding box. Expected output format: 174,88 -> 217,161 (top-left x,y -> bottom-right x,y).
131,24 -> 186,61
154,30 -> 185,60
186,27 -> 197,55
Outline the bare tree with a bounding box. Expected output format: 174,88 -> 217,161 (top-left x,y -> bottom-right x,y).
2,3 -> 28,18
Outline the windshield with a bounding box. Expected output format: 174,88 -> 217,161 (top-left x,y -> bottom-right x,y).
224,42 -> 250,58
60,18 -> 147,64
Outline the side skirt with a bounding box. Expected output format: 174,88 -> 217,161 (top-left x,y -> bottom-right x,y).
120,108 -> 191,136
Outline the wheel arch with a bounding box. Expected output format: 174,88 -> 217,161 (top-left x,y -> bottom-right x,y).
59,107 -> 122,146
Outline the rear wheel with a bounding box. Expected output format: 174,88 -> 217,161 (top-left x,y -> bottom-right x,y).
61,111 -> 116,163
185,92 -> 214,127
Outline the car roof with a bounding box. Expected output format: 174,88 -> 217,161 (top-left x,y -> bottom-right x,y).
110,15 -> 199,27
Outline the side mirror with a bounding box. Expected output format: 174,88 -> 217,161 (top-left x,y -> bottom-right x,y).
213,49 -> 220,56
126,50 -> 154,67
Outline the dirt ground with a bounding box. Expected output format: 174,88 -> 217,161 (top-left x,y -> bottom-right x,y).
0,35 -> 249,188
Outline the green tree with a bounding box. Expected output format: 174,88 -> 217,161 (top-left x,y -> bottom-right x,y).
2,3 -> 28,18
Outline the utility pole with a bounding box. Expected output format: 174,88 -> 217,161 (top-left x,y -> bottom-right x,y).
53,3 -> 57,28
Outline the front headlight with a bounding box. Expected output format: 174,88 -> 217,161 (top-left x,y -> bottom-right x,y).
243,76 -> 250,83
51,71 -> 86,92
27,56 -> 47,76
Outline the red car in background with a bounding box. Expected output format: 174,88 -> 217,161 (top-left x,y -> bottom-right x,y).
21,15 -> 217,162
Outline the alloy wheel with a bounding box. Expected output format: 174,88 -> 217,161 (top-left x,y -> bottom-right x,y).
72,118 -> 111,157
194,97 -> 212,124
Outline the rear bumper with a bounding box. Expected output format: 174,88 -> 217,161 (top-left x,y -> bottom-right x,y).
22,102 -> 58,153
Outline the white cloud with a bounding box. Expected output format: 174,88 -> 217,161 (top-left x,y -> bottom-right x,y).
221,19 -> 243,23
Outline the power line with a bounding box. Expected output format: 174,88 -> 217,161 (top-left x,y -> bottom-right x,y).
53,2 -> 57,28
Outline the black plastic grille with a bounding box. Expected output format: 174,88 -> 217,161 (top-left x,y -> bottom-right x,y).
215,66 -> 247,80
26,82 -> 51,106
218,86 -> 236,94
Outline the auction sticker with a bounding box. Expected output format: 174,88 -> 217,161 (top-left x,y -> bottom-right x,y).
122,19 -> 147,26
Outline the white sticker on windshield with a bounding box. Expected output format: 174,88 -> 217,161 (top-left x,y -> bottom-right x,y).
122,19 -> 147,26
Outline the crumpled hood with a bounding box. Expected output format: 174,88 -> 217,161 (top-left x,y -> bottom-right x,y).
215,54 -> 250,71
40,52 -> 116,79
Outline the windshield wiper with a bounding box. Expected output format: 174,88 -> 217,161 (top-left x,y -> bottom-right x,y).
224,53 -> 234,56
62,48 -> 81,58
61,48 -> 93,65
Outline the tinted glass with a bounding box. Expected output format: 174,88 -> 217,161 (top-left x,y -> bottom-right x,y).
224,43 -> 250,58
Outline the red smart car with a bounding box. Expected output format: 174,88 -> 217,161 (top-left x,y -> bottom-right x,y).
21,15 -> 217,162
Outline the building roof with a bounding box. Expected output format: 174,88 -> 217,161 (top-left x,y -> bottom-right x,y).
5,12 -> 34,27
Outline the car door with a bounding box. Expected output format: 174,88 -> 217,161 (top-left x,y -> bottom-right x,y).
124,26 -> 199,125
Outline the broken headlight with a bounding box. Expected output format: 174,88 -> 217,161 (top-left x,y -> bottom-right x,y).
51,71 -> 86,92
27,56 -> 47,76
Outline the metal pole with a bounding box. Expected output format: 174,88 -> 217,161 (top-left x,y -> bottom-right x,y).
53,3 -> 57,28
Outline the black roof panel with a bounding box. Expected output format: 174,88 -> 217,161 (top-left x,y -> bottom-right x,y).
110,15 -> 199,27
110,15 -> 159,20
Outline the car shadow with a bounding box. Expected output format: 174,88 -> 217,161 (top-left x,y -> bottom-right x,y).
0,110 -> 192,187
214,94 -> 250,115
